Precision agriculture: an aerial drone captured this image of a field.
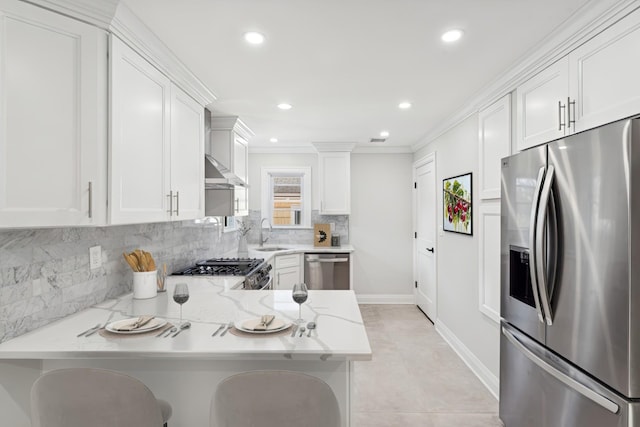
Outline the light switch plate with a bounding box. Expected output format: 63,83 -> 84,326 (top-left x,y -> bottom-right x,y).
89,245 -> 102,270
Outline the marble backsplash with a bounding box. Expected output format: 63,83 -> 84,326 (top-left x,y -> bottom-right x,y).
241,210 -> 349,246
0,221 -> 233,343
0,213 -> 348,343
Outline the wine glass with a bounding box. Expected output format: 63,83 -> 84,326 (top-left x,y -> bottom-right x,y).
292,283 -> 308,324
173,283 -> 189,326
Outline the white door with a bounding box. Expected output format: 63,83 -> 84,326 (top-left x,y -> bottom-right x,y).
109,35 -> 171,224
516,56 -> 569,151
0,0 -> 107,227
414,155 -> 437,321
170,83 -> 204,220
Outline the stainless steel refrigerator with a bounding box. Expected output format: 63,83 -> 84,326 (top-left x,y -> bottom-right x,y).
500,117 -> 640,426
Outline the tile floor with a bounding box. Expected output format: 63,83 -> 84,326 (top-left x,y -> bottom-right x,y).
353,305 -> 503,427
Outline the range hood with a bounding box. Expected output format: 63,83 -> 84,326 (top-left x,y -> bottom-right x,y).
205,154 -> 247,189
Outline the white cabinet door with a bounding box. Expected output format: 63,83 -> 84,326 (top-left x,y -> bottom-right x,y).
110,36 -> 171,224
275,253 -> 302,290
0,0 -> 107,227
170,83 -> 204,220
478,94 -> 511,199
569,8 -> 640,133
516,57 -> 569,151
318,152 -> 351,214
233,136 -> 248,216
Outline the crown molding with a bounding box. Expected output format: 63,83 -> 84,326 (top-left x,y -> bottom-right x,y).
311,142 -> 357,152
249,143 -> 413,154
20,0 -> 216,106
411,0 -> 640,152
352,145 -> 414,154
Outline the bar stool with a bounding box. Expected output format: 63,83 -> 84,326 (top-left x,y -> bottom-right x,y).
30,368 -> 172,427
210,370 -> 340,427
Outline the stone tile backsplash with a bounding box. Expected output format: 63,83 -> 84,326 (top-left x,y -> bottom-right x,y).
0,213 -> 348,343
242,210 -> 349,246
0,221 -> 229,343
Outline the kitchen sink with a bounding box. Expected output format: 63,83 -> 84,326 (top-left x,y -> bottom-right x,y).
255,247 -> 289,252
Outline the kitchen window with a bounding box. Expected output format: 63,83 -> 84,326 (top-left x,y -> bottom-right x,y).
261,167 -> 311,228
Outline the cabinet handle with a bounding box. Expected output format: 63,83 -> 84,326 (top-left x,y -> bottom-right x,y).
167,191 -> 173,216
558,101 -> 566,131
320,200 -> 323,212
235,198 -> 239,213
88,181 -> 93,219
174,191 -> 179,216
567,97 -> 576,130
277,272 -> 280,287
426,247 -> 434,253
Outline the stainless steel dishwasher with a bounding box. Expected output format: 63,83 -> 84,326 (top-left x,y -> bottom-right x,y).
304,253 -> 350,290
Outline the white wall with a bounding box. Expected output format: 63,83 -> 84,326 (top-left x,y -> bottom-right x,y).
414,115 -> 500,395
248,151 -> 414,301
350,153 -> 414,302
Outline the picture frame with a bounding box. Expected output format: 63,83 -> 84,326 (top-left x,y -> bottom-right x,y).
443,172 -> 472,235
313,223 -> 331,247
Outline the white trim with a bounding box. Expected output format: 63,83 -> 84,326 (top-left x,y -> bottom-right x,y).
435,319 -> 500,399
311,142 -> 357,152
356,294 -> 415,305
260,166 -> 312,229
478,202 -> 501,323
249,144 -> 414,154
412,0 -> 640,152
478,94 -> 511,200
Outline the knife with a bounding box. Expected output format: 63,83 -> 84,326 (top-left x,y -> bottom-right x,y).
290,324 -> 298,337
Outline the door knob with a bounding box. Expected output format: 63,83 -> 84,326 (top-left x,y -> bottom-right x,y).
426,248 -> 434,253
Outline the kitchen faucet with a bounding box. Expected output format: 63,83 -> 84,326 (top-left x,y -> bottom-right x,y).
259,218 -> 272,247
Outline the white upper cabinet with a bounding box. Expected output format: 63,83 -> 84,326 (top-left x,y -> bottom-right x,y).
170,83 -> 204,220
109,35 -> 171,224
569,8 -> 640,133
110,37 -> 205,224
478,94 -> 511,199
517,8 -> 640,151
313,143 -> 355,215
0,0 -> 107,227
516,57 -> 569,151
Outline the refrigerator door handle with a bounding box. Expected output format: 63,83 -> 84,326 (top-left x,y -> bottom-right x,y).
529,166 -> 547,324
536,165 -> 556,325
502,326 -> 620,414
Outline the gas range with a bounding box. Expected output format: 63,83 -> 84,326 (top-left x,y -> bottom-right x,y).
172,258 -> 272,290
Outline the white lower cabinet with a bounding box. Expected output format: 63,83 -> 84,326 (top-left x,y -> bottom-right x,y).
0,0 -> 107,227
274,253 -> 303,290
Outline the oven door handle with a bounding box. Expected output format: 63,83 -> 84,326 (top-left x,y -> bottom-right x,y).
258,275 -> 273,290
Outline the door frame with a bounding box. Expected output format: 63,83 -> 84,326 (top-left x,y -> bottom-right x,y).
413,152 -> 437,320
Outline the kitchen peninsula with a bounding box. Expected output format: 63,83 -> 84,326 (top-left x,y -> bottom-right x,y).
0,278 -> 371,427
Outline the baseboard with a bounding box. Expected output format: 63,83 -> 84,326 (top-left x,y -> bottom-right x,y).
356,294 -> 415,304
435,320 -> 500,400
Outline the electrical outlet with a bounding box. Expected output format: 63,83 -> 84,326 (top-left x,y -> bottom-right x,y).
330,222 -> 336,232
89,245 -> 102,270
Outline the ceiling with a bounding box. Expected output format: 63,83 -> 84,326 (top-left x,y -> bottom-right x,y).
122,0 -> 591,150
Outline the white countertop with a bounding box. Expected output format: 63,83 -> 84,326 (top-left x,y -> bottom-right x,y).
247,244 -> 354,262
0,277 -> 371,361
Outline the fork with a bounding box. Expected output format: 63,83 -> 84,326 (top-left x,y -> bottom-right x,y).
220,322 -> 233,336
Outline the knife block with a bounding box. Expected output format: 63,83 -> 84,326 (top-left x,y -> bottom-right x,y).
133,270 -> 157,299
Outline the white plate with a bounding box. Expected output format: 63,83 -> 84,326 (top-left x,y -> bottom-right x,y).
235,318 -> 290,334
105,317 -> 167,334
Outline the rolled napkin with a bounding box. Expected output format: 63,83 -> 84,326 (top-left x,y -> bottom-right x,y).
115,315 -> 155,331
253,315 -> 275,331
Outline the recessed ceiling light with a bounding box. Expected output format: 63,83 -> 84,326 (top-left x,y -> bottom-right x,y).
277,103 -> 292,110
441,29 -> 464,43
270,137 -> 278,143
380,131 -> 390,138
244,31 -> 265,45
398,102 -> 412,110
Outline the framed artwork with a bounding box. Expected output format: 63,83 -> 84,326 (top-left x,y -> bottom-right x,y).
443,173 -> 472,235
313,223 -> 331,247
